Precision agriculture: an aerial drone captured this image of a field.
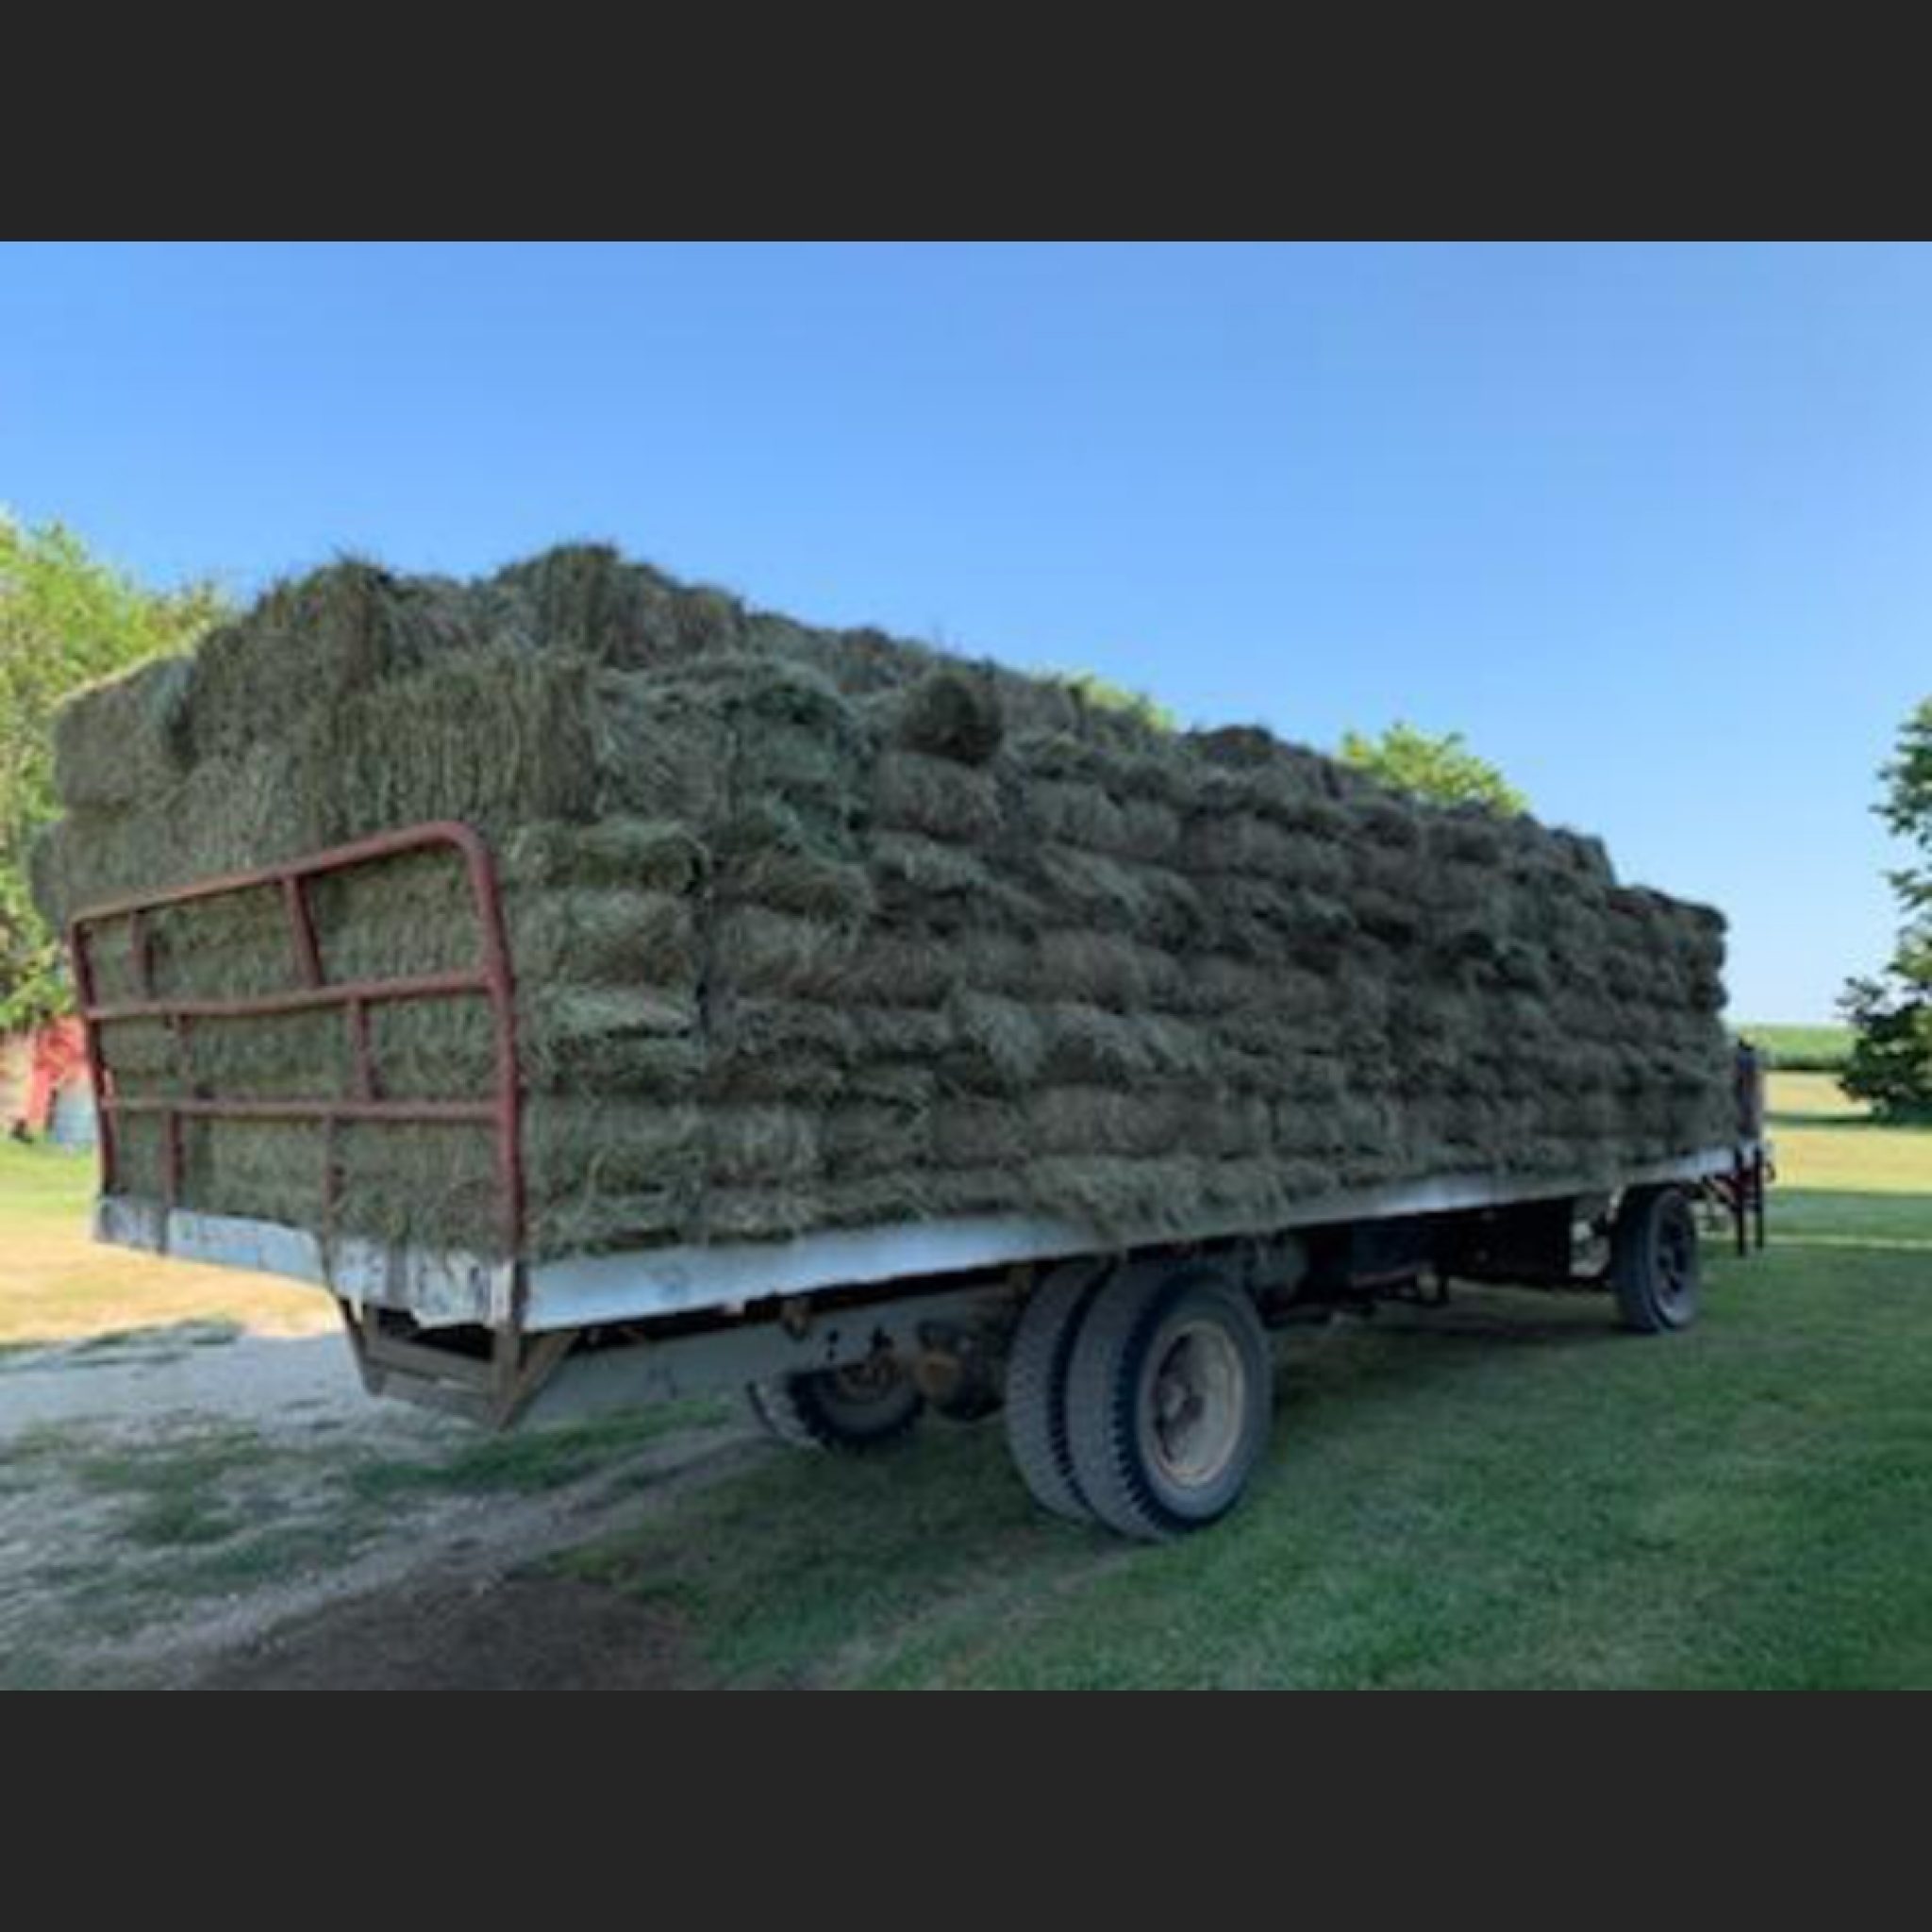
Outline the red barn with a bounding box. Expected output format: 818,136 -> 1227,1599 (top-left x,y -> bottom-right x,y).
3,1019 -> 93,1146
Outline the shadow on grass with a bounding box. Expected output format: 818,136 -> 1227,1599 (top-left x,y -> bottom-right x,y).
344,1398 -> 731,1503
0,1319 -> 246,1372
545,1417 -> 1115,1689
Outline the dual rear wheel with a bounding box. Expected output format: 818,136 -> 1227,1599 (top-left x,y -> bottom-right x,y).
1005,1260 -> 1274,1541
744,1260 -> 1275,1542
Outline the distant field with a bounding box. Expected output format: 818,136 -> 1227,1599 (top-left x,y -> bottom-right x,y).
1740,1023 -> 1851,1072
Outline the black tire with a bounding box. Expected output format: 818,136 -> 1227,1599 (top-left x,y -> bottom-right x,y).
1611,1186 -> 1701,1334
1003,1259 -> 1111,1522
745,1356 -> 924,1451
1065,1264 -> 1273,1541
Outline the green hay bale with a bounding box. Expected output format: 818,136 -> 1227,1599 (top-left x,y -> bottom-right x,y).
1186,1093 -> 1274,1160
844,1062 -> 940,1108
1029,845 -> 1200,945
75,915 -> 143,1007
824,1101 -> 935,1179
847,1007 -> 954,1065
184,1010 -> 349,1103
929,1097 -> 1022,1168
1020,780 -> 1182,864
705,998 -> 858,1102
1028,1086 -> 1193,1159
183,1119 -> 332,1231
870,830 -> 999,903
1181,811 -> 1340,885
942,991 -> 1046,1092
701,1186 -> 825,1242
1040,1005 -> 1213,1084
839,937 -> 966,1010
870,749 -> 1005,842
591,674 -> 734,820
717,846 -> 873,924
503,818 -> 708,895
707,1107 -> 822,1187
821,1172 -> 950,1228
529,1191 -> 687,1257
367,998 -> 498,1103
508,889 -> 698,991
487,547 -> 738,668
109,1114 -> 168,1200
37,737 -> 338,919
528,1031 -> 706,1100
1026,1155 -> 1203,1238
327,648 -> 601,842
305,853 -> 480,984
186,562 -> 473,764
524,1098 -> 706,1202
891,666 -> 1005,765
96,1018 -> 180,1101
708,906 -> 862,999
53,656 -> 194,812
144,887 -> 304,1001
1030,929 -> 1185,1011
520,988 -> 701,1095
334,1121 -> 503,1252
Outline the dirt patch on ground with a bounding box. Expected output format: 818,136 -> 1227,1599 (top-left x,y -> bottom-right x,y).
0,1311 -> 762,1690
193,1574 -> 707,1690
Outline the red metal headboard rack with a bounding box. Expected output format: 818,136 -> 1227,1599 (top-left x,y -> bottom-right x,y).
66,822 -> 524,1257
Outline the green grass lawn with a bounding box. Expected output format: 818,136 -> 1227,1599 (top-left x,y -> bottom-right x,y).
0,1138 -> 329,1347
0,1137 -> 95,1224
551,1070 -> 1932,1688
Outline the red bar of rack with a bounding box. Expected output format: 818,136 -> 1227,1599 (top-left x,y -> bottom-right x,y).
66,822 -> 524,1257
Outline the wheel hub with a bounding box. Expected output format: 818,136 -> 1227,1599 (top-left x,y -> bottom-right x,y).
1145,1322 -> 1246,1489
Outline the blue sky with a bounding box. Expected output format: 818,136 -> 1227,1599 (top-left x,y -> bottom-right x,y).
4,241 -> 1927,1021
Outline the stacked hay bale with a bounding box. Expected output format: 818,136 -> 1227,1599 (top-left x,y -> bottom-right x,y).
33,547 -> 1734,1264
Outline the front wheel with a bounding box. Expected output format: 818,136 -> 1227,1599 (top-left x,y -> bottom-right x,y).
746,1356 -> 925,1451
1611,1186 -> 1701,1333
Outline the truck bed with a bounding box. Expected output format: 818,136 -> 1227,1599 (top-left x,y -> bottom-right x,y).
93,1140 -> 1757,1336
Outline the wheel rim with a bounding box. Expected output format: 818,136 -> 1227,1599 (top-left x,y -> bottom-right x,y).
830,1357 -> 901,1405
1143,1321 -> 1247,1490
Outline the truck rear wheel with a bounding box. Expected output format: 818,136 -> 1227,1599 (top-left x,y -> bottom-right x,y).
1003,1259 -> 1110,1522
1611,1186 -> 1701,1333
746,1356 -> 924,1451
1064,1265 -> 1273,1541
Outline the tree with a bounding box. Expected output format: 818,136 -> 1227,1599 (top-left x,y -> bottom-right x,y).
1840,699 -> 1932,1116
1338,721 -> 1526,814
0,514 -> 225,1029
